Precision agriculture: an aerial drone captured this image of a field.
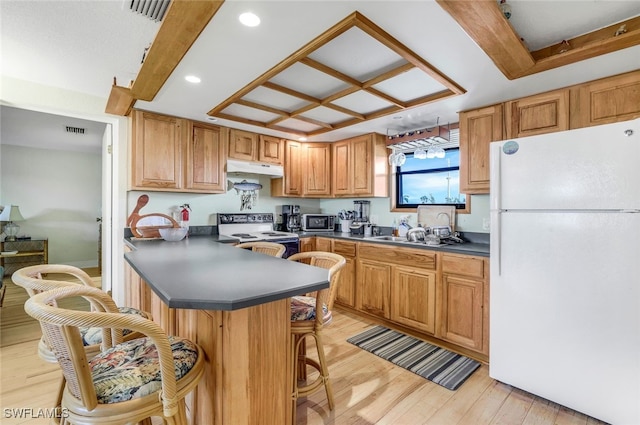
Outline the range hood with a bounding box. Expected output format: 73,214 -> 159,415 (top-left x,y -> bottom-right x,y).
226,159 -> 284,178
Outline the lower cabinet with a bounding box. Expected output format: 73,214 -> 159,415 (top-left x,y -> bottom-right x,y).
299,237 -> 315,252
440,253 -> 489,355
390,266 -> 437,334
332,240 -> 357,308
356,259 -> 391,319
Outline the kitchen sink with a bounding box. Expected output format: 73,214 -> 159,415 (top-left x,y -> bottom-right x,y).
364,235 -> 408,242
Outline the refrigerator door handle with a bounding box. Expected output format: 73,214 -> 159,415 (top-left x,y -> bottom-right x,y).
490,144 -> 502,211
496,211 -> 502,276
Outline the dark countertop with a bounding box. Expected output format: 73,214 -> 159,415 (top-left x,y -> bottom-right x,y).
297,231 -> 490,257
124,237 -> 330,311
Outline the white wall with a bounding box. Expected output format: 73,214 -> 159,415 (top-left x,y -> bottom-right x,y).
128,175 -> 321,228
318,194 -> 490,233
1,144 -> 102,267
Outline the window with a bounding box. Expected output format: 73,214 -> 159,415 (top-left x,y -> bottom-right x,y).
395,148 -> 466,209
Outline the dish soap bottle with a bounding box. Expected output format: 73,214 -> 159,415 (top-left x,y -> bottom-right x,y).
392,219 -> 399,237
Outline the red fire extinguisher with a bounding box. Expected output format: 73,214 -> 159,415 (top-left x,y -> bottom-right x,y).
180,204 -> 191,222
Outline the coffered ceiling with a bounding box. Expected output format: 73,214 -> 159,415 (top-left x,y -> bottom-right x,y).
1,0 -> 640,150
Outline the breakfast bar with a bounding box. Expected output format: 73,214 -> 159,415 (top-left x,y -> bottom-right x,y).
124,238 -> 330,425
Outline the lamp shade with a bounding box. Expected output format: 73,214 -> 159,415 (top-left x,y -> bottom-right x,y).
0,205 -> 25,222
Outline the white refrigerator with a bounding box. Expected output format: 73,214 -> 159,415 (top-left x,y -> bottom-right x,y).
489,118 -> 640,425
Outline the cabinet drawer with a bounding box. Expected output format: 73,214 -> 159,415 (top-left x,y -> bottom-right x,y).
333,240 -> 356,257
442,254 -> 485,278
358,243 -> 436,270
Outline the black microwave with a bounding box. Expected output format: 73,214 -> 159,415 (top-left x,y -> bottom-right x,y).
302,214 -> 335,232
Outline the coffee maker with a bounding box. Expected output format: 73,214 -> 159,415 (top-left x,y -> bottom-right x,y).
279,205 -> 301,232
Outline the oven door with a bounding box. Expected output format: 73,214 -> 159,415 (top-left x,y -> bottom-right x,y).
270,238 -> 299,258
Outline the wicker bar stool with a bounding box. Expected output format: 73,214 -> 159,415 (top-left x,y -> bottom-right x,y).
235,241 -> 286,257
24,285 -> 205,425
287,251 -> 345,423
12,264 -> 151,423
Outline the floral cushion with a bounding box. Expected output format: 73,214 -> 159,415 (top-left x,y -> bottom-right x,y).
81,307 -> 151,346
89,336 -> 198,404
291,296 -> 332,324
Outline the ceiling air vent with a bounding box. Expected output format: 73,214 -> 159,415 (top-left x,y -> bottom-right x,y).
65,126 -> 85,135
129,0 -> 171,22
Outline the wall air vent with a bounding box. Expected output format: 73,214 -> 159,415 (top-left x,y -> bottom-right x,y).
129,0 -> 171,22
65,126 -> 85,135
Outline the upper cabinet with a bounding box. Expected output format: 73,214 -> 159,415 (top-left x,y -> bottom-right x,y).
130,110 -> 226,193
504,89 -> 569,139
131,110 -> 184,191
185,121 -> 227,192
332,133 -> 389,198
228,129 -> 257,161
570,70 -> 640,129
460,70 -> 640,194
303,143 -> 332,197
271,140 -> 303,197
229,129 -> 284,165
258,135 -> 284,164
459,104 -> 503,195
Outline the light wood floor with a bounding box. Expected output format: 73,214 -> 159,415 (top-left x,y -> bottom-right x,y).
1,271 -> 607,425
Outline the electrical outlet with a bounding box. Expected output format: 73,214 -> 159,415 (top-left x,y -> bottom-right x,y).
482,217 -> 490,231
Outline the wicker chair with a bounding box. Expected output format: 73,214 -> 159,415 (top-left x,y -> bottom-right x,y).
287,251 -> 346,422
12,264 -> 151,423
12,264 -> 150,361
235,241 -> 286,257
24,285 -> 205,425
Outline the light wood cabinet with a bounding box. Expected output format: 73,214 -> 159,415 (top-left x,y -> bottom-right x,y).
459,104 -> 503,195
505,89 -> 570,138
315,237 -> 332,252
391,266 -> 437,334
440,253 -> 489,355
131,110 -> 226,193
332,133 -> 389,197
258,135 -> 284,164
460,70 -> 640,194
299,237 -> 315,252
228,129 -> 284,165
271,140 -> 302,197
332,240 -> 357,308
131,110 -> 184,190
357,242 -> 438,323
228,129 -> 258,161
356,259 -> 391,319
185,121 -> 227,192
570,69 -> 640,129
303,143 -> 332,197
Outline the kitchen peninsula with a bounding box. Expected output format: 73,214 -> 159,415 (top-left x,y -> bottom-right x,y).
124,237 -> 330,425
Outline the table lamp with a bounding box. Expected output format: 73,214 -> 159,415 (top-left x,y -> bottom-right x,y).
0,205 -> 24,241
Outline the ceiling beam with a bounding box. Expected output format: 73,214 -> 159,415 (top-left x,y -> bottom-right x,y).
105,0 -> 224,115
436,0 -> 640,80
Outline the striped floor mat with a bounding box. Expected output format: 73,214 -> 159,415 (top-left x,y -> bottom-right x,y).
347,325 -> 480,391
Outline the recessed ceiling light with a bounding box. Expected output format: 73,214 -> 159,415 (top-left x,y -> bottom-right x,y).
298,137 -> 307,142
208,117 -> 217,122
185,75 -> 201,83
239,12 -> 260,27
393,116 -> 403,120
